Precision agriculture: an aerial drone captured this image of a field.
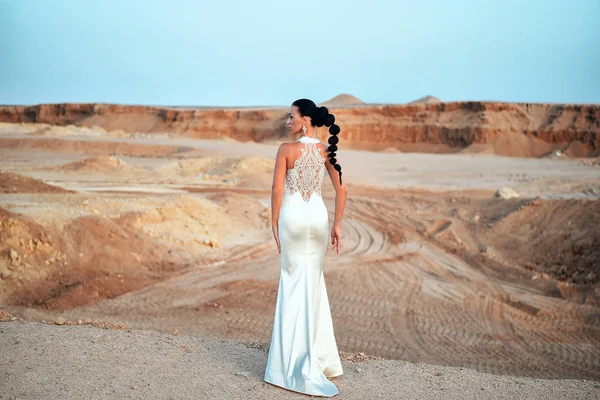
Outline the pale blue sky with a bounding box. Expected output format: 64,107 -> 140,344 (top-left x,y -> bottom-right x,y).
1,0 -> 599,106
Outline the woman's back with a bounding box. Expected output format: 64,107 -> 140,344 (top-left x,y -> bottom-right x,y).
283,137 -> 328,204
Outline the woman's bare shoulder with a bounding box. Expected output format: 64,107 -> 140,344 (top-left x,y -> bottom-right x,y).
277,141 -> 294,152
277,141 -> 302,159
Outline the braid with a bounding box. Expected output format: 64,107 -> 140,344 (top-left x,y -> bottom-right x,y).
313,106 -> 342,185
291,99 -> 343,185
327,121 -> 342,185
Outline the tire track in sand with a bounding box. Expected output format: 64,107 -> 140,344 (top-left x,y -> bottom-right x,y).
67,190 -> 600,380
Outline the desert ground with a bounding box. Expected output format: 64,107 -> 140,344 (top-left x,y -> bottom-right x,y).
0,102 -> 599,398
2,320 -> 599,400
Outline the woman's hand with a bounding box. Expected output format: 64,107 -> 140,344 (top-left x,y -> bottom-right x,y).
331,224 -> 342,255
272,224 -> 281,254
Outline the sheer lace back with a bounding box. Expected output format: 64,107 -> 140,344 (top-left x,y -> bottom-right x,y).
285,136 -> 326,202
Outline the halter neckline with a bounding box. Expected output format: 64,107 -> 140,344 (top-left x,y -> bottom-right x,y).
297,136 -> 320,144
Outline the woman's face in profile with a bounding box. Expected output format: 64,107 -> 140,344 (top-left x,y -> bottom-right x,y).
286,106 -> 304,136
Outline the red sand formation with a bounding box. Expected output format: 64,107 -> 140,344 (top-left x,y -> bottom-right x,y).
0,172 -> 72,193
1,99 -> 598,156
0,206 -> 186,310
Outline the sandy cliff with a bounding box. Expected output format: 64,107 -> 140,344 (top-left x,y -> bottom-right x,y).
1,101 -> 598,156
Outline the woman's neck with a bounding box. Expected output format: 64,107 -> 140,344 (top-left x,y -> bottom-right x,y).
298,127 -> 316,139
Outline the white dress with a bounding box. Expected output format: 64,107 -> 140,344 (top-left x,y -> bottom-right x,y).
264,136 -> 343,397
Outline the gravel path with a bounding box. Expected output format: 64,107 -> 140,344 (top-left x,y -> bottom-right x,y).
1,320 -> 598,400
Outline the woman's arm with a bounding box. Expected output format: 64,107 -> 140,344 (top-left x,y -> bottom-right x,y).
324,150 -> 348,254
271,144 -> 288,253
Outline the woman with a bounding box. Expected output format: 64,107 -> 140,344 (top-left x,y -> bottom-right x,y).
264,99 -> 347,397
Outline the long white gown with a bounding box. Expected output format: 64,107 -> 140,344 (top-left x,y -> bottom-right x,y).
264,136 -> 343,397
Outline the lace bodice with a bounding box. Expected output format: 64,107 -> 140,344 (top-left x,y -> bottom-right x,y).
285,136 -> 326,202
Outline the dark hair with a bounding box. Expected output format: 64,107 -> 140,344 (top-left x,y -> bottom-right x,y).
292,98 -> 343,185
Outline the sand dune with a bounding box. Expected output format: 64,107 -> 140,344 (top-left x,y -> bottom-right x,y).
409,95 -> 442,104
320,93 -> 366,106
0,171 -> 72,193
53,156 -> 141,173
157,156 -> 273,178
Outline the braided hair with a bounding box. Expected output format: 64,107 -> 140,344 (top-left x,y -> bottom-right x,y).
292,99 -> 343,185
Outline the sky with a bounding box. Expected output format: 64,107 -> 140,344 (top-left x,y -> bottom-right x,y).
1,0 -> 599,106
